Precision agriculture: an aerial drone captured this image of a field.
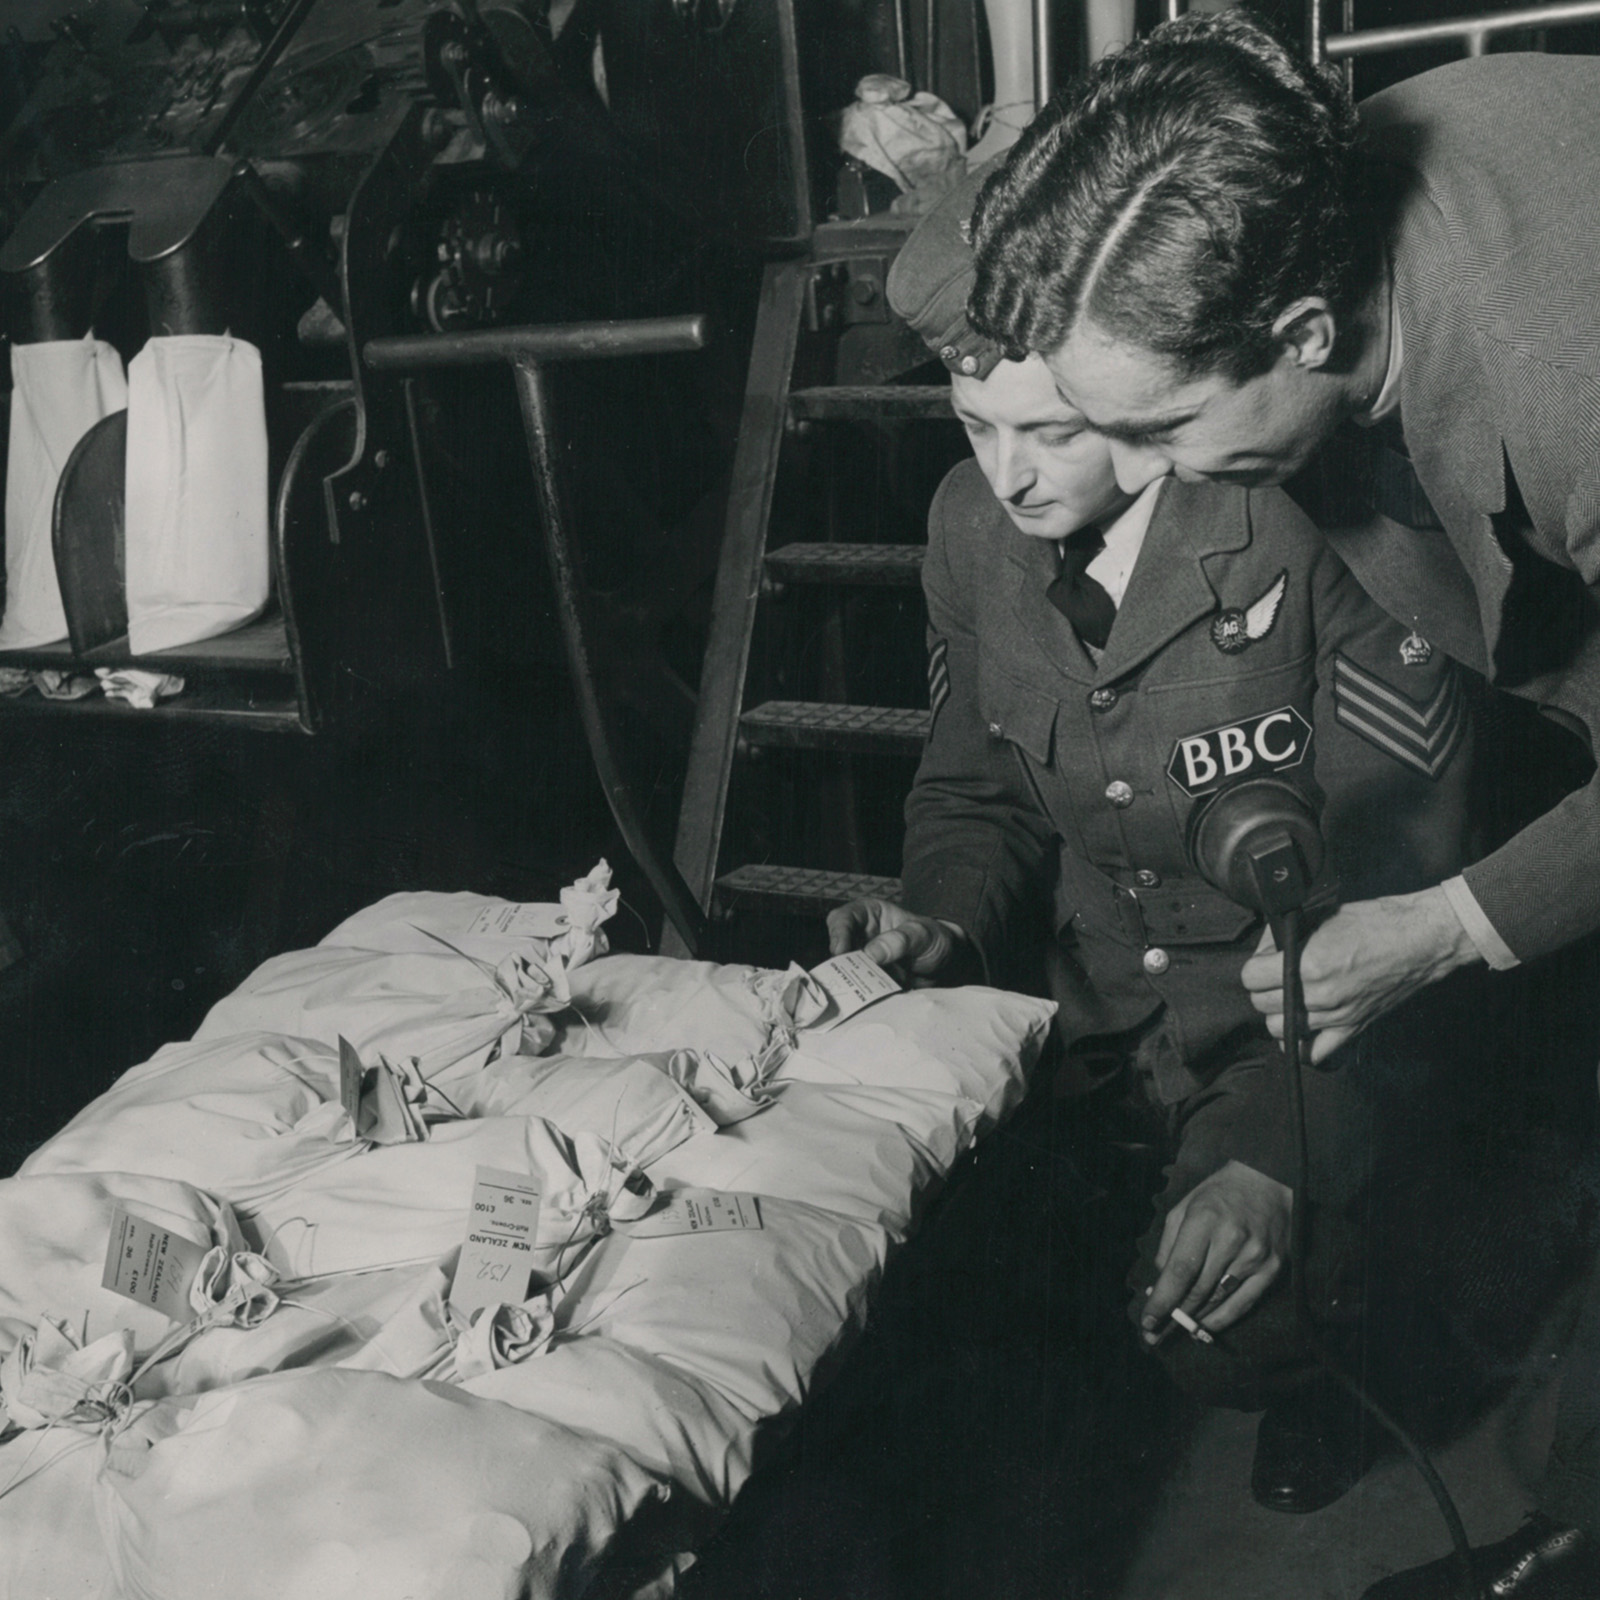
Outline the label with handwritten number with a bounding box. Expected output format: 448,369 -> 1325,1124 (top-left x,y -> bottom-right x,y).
807,951 -> 902,1030
450,1166 -> 542,1316
102,1207 -> 208,1322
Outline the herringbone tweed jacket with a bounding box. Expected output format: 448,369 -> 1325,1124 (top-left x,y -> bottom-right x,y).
1318,53 -> 1600,962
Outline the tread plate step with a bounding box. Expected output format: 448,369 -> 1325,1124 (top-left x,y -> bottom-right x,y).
740,700 -> 930,755
764,543 -> 925,586
716,864 -> 902,916
788,385 -> 953,421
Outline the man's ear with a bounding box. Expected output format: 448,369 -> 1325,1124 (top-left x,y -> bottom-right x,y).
1271,298 -> 1338,372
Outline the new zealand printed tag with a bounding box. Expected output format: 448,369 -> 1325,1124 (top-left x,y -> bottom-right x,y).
450,1166 -> 542,1317
806,951 -> 902,1030
102,1206 -> 208,1323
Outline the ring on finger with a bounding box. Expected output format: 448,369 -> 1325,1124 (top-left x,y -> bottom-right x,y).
1214,1272 -> 1243,1299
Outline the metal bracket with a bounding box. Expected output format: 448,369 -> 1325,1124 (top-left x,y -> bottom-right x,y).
804,255 -> 894,333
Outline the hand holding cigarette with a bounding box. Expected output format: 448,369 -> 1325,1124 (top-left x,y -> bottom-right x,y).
1140,1160 -> 1293,1344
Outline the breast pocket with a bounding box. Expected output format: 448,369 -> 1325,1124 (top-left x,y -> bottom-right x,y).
977,651 -> 1059,767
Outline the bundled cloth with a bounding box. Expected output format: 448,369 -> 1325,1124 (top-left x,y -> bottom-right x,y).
838,74 -> 967,198
95,668 -> 184,708
196,863 -> 622,1075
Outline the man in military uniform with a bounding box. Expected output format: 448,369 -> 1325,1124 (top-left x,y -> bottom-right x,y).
830,165 -> 1478,1516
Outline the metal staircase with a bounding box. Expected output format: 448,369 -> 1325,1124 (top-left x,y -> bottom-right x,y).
664,220 -> 964,957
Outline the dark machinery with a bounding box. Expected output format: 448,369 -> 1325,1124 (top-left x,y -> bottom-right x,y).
0,0 -> 736,737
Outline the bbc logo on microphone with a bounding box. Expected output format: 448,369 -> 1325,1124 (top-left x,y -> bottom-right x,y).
1166,706 -> 1313,797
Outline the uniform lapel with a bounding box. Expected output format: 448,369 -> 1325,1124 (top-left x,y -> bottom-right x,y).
1092,479 -> 1249,683
1010,527 -> 1097,683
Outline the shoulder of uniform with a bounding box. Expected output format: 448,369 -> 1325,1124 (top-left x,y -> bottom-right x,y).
930,458 -> 1005,544
928,458 -> 1008,595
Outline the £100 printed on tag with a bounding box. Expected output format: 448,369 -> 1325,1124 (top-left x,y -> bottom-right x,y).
102,1206 -> 208,1322
451,1166 -> 541,1316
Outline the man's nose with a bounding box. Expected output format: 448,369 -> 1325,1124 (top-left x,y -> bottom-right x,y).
1108,439 -> 1172,494
992,436 -> 1036,502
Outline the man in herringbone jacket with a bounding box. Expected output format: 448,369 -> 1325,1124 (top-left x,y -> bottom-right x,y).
968,13 -> 1600,1597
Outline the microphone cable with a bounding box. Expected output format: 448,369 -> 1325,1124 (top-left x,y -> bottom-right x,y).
1271,908 -> 1483,1600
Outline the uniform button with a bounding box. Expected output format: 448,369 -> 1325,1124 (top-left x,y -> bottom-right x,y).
960,354 -> 979,374
1142,947 -> 1171,976
1105,779 -> 1134,808
1134,869 -> 1161,889
940,345 -> 959,362
987,721 -> 1003,738
1088,686 -> 1118,714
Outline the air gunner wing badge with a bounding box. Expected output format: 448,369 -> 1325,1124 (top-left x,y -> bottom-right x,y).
1211,570 -> 1288,655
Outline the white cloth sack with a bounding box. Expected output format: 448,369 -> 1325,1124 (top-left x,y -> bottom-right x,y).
124,334 -> 269,654
245,1114 -> 645,1281
95,1369 -> 666,1600
0,1171 -> 240,1359
0,335 -> 127,648
21,1032 -> 360,1208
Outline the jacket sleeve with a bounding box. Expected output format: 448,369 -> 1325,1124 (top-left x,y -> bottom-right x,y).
1300,518 -> 1475,904
900,468 -> 1057,978
1457,624 -> 1600,961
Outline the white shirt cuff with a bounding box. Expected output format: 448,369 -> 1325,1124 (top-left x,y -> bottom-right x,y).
1440,876 -> 1520,971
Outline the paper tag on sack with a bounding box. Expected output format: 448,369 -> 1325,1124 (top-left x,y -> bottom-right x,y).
806,951 -> 901,1030
340,1037 -> 424,1144
361,1061 -> 426,1145
102,1206 -> 209,1322
466,902 -> 567,940
619,1188 -> 764,1238
338,1036 -> 364,1126
450,1166 -> 542,1317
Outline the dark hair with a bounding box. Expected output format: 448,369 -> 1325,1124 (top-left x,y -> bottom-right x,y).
967,9 -> 1374,382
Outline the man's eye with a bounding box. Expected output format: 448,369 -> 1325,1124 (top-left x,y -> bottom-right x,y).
1038,428 -> 1082,447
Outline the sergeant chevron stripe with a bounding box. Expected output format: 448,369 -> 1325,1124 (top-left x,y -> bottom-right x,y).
1332,653 -> 1464,779
928,636 -> 951,726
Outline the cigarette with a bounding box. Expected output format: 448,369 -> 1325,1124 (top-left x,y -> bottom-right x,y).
1169,1307 -> 1214,1345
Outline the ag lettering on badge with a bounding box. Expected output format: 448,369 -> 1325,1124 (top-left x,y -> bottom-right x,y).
1166,706 -> 1313,797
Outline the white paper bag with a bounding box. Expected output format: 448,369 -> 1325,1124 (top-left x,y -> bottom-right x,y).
125,334 -> 269,655
0,336 -> 128,648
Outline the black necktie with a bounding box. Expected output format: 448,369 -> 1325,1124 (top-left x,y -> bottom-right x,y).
1046,525 -> 1117,650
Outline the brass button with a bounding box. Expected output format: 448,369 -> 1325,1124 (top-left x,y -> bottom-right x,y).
987,721 -> 1003,738
1134,869 -> 1161,889
1142,947 -> 1171,976
1105,779 -> 1134,808
940,345 -> 959,362
1088,686 -> 1118,713
960,355 -> 979,374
